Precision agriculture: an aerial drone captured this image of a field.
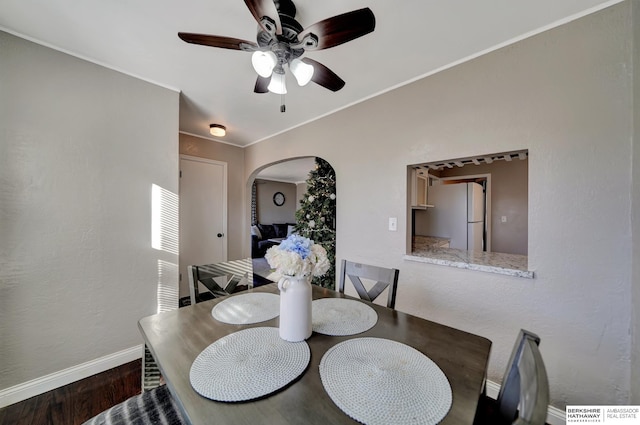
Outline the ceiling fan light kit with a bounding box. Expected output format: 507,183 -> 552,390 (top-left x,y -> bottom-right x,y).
289,58 -> 313,86
267,69 -> 287,94
178,0 -> 376,112
251,50 -> 277,77
209,124 -> 227,137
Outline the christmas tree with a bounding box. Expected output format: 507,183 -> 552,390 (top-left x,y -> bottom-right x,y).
295,157 -> 336,289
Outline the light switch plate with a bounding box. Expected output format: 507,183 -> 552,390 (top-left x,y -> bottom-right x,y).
389,217 -> 397,231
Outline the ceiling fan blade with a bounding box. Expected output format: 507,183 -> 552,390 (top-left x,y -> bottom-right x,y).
298,8 -> 375,51
244,0 -> 282,35
301,58 -> 345,92
178,33 -> 258,51
254,76 -> 270,93
178,32 -> 258,51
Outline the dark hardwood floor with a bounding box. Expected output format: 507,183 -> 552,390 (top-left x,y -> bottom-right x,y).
0,360 -> 141,425
0,359 -> 550,425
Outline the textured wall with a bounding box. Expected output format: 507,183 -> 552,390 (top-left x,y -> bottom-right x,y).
0,32 -> 179,390
255,180 -> 297,225
243,2 -> 634,407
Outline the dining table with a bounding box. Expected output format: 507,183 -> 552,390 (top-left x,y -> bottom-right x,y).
138,282 -> 492,424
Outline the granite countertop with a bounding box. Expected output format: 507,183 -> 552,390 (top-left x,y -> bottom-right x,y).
406,237 -> 533,279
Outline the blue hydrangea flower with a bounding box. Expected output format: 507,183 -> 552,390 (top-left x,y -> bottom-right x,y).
278,234 -> 314,259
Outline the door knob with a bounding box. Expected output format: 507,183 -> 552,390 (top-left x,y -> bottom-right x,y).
217,233 -> 224,238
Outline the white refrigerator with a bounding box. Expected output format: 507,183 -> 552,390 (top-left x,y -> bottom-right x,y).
426,182 -> 485,251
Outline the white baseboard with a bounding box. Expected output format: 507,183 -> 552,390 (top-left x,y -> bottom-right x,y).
0,345 -> 143,408
485,378 -> 502,399
486,379 -> 565,425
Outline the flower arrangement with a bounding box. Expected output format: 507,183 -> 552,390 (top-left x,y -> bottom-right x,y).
265,234 -> 330,279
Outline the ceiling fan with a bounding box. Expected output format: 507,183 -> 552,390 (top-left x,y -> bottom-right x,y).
178,0 -> 375,107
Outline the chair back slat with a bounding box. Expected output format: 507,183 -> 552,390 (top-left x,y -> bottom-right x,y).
344,261 -> 397,282
346,274 -> 374,302
495,329 -> 549,425
339,259 -> 400,309
518,337 -> 550,424
365,281 -> 392,301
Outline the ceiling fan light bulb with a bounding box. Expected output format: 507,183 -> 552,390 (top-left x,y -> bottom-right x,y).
290,59 -> 314,86
267,72 -> 287,94
209,124 -> 226,137
251,51 -> 277,78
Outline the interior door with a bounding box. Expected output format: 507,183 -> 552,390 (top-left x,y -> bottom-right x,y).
179,155 -> 227,299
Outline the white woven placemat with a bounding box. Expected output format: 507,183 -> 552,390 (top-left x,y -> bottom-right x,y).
190,327 -> 310,402
211,292 -> 280,324
312,298 -> 378,336
320,338 -> 452,425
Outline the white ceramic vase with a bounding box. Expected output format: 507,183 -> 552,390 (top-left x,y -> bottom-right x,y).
278,275 -> 312,342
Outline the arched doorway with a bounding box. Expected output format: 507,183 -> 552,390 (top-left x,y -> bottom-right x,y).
249,157 -> 337,289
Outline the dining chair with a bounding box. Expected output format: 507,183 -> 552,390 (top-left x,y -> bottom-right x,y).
338,259 -> 400,309
188,260 -> 255,304
142,345 -> 161,391
83,384 -> 186,425
475,329 -> 549,425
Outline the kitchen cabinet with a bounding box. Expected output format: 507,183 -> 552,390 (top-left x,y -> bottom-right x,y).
410,169 -> 434,209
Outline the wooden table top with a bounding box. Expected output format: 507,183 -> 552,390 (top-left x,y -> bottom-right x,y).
138,283 -> 491,425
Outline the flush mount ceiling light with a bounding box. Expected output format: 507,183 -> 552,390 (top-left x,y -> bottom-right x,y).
209,124 -> 226,137
178,0 -> 375,112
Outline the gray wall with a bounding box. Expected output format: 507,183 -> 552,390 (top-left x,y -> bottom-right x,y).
243,2 -> 635,408
0,32 -> 179,390
255,180 -> 297,224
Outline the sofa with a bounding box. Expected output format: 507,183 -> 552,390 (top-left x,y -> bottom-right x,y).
251,223 -> 295,258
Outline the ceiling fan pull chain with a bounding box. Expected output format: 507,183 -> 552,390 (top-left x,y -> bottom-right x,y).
281,93 -> 286,113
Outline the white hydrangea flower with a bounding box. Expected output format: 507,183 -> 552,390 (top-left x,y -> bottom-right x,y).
309,245 -> 330,276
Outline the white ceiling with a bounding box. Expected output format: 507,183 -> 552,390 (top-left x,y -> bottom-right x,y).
257,157 -> 316,183
1,0 -> 621,147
